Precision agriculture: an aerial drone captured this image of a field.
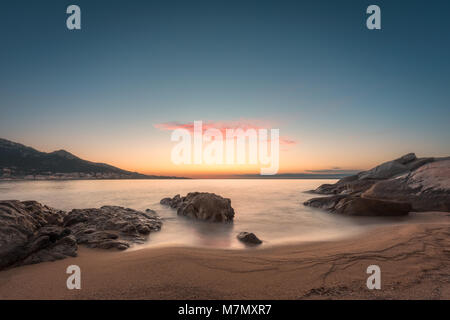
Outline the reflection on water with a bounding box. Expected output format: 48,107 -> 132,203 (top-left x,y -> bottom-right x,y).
0,179 -> 426,249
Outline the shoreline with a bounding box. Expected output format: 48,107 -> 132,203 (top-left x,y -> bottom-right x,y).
0,177 -> 189,181
1,213 -> 449,300
0,177 -> 341,181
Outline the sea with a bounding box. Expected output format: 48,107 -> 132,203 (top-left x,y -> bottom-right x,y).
0,179 -> 419,249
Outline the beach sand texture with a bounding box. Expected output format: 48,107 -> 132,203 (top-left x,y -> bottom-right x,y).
1,213 -> 449,300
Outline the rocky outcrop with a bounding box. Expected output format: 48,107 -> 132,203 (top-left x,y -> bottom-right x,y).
362,160 -> 450,211
237,232 -> 262,245
64,206 -> 162,250
311,153 -> 437,196
0,201 -> 162,270
304,153 -> 450,215
313,178 -> 378,196
304,195 -> 347,211
160,192 -> 235,222
304,196 -> 411,216
0,200 -> 77,270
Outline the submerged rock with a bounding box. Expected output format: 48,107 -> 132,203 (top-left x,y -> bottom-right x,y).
160,192 -> 235,222
237,232 -> 262,245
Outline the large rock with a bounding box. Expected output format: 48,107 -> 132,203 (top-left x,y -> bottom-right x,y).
362,160 -> 450,211
310,153 -> 437,196
64,206 -> 162,250
0,200 -> 76,270
304,196 -> 411,216
313,179 -> 378,195
160,192 -> 235,222
305,154 -> 450,215
0,201 -> 162,270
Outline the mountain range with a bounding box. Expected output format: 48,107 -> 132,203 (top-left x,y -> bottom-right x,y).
0,138 -> 184,180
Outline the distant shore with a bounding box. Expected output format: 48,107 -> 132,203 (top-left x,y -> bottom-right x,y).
0,176 -> 345,181
0,176 -> 189,181
1,212 -> 448,300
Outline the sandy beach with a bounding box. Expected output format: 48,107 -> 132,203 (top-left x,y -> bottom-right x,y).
1,212 -> 448,300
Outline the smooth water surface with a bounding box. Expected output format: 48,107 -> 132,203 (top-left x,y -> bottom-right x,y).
0,179 -> 416,249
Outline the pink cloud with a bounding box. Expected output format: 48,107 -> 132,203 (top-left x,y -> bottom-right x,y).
154,120 -> 297,146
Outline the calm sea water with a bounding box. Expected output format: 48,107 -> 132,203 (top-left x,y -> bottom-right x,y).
0,179 -> 416,249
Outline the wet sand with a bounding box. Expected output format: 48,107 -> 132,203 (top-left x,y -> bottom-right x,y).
0,213 -> 449,300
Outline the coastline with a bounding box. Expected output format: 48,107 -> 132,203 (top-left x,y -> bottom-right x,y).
0,177 -> 189,181
1,212 -> 448,300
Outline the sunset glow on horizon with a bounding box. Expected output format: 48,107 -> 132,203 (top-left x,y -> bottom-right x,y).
1,1 -> 449,178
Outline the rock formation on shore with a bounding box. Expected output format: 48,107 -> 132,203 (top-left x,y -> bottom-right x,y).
304,153 -> 450,215
160,192 -> 235,222
0,200 -> 162,270
363,160 -> 450,212
63,206 -> 162,250
304,195 -> 412,216
0,201 -> 76,270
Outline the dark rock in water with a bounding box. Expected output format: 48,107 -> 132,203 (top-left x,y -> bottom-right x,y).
160,194 -> 183,208
362,160 -> 450,211
0,200 -> 162,270
64,206 -> 162,250
336,197 -> 411,216
0,200 -> 76,270
305,153 -> 450,215
304,196 -> 411,216
160,192 -> 235,222
237,232 -> 262,245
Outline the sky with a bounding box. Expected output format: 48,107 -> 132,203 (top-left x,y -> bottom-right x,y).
1,0 -> 449,177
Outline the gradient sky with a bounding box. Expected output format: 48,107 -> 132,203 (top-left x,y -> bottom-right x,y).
1,0 -> 449,177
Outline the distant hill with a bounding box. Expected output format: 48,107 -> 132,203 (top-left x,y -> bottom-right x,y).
0,138 -> 185,180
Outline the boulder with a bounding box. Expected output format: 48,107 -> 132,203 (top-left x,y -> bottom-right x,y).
0,200 -> 76,270
0,200 -> 163,270
363,160 -> 450,211
64,206 -> 162,249
305,153 -> 450,215
21,233 -> 78,266
237,232 -> 262,245
310,153 -> 436,196
160,192 -> 235,222
304,196 -> 411,216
